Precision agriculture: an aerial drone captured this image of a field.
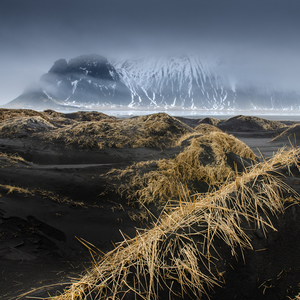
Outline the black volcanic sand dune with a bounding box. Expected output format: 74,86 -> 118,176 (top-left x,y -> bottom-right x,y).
217,115 -> 287,133
1,109 -> 300,300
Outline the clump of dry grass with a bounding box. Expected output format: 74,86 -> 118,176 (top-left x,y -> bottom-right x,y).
51,146 -> 300,300
272,123 -> 300,142
0,151 -> 27,166
34,188 -> 85,207
0,184 -> 33,196
0,182 -> 83,206
40,113 -> 194,149
106,131 -> 256,206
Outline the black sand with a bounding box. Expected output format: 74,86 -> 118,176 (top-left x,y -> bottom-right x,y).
1,110 -> 300,299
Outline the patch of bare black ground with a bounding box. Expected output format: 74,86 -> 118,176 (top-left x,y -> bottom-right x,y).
0,188 -> 145,300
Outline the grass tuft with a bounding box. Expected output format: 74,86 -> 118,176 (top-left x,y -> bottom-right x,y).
105,131 -> 257,206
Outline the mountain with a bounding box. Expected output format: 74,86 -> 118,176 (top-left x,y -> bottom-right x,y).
115,55 -> 300,111
6,54 -> 132,110
5,54 -> 300,111
115,55 -> 236,109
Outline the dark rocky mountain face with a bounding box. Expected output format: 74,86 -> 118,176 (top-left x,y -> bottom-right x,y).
39,54 -> 132,106
6,54 -> 132,109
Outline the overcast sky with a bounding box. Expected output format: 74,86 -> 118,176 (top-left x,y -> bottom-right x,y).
0,0 -> 300,104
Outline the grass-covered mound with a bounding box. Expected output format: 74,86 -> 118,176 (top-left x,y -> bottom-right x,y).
48,146 -> 300,300
103,131 -> 257,206
0,116 -> 57,137
194,123 -> 222,134
198,117 -> 221,126
0,108 -> 50,122
218,115 -> 287,132
40,113 -> 194,149
43,109 -> 116,122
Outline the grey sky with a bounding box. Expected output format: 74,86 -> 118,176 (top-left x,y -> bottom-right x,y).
0,0 -> 300,104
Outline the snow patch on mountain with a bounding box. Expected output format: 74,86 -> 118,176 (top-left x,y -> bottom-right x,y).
114,55 -> 236,109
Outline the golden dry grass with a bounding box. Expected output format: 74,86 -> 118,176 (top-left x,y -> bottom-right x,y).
0,151 -> 26,165
0,181 -> 83,206
290,292 -> 300,300
272,124 -> 300,142
0,108 -> 51,122
0,184 -> 33,196
34,188 -> 85,207
40,113 -> 194,149
105,131 -> 256,206
43,109 -> 117,122
194,123 -> 222,134
0,116 -> 57,137
50,146 -> 300,300
218,115 -> 287,132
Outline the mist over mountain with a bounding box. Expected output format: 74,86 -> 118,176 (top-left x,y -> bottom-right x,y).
5,54 -> 300,112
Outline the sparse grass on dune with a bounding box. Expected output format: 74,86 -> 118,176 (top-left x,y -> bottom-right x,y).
272,123 -> 300,143
0,182 -> 84,206
0,151 -> 27,165
43,109 -> 117,122
49,146 -> 300,300
0,108 -> 115,123
40,113 -> 194,149
0,108 -> 51,122
194,123 -> 222,134
0,183 -> 33,196
105,131 -> 256,206
218,115 -> 287,132
0,116 -> 57,138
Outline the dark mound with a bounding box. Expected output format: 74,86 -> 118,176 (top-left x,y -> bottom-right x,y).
43,109 -> 116,122
0,108 -> 51,122
0,116 -> 57,138
218,115 -> 286,132
198,117 -> 221,126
